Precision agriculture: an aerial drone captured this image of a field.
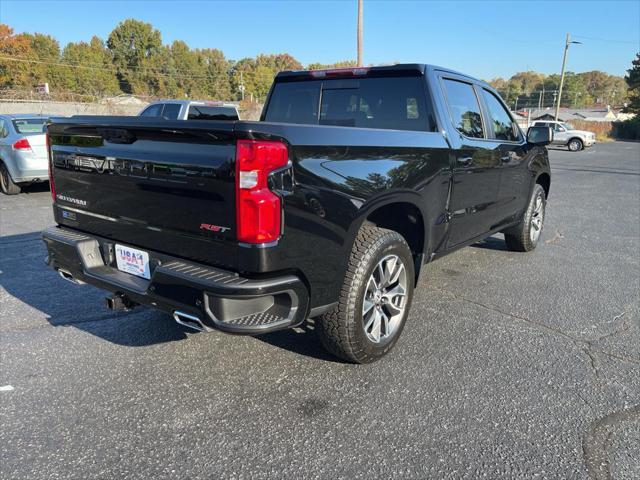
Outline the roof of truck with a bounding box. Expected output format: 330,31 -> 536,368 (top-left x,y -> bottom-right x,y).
145,100 -> 239,107
275,63 -> 484,85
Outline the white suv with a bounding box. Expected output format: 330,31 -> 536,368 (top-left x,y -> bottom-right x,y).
530,120 -> 596,151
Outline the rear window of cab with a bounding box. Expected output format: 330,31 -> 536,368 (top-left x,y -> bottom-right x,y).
265,76 -> 436,132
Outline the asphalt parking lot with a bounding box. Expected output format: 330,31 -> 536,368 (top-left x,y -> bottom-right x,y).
1,141 -> 638,479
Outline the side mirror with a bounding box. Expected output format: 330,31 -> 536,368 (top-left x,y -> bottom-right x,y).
527,126 -> 553,145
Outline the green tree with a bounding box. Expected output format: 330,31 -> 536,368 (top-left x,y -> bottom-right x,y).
19,32 -> 61,88
231,53 -> 302,102
196,48 -> 232,100
0,24 -> 33,88
307,60 -> 357,70
624,53 -> 640,114
61,36 -> 120,97
107,19 -> 163,94
169,40 -> 198,97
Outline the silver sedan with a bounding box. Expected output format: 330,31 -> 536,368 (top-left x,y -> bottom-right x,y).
0,114 -> 50,195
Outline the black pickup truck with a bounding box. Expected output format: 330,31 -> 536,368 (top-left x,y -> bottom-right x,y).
43,64 -> 552,363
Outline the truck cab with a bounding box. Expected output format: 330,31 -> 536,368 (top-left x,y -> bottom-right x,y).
139,100 -> 240,121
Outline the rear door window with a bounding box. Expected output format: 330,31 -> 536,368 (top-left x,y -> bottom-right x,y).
140,104 -> 162,117
161,104 -> 181,120
442,78 -> 484,139
481,89 -> 520,141
264,81 -> 322,125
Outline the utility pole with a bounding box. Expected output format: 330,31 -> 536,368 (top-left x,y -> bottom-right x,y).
554,33 -> 582,120
357,0 -> 363,66
573,91 -> 581,108
239,71 -> 245,101
538,91 -> 542,111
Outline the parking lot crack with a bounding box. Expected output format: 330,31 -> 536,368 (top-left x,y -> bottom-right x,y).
583,345 -> 602,382
582,405 -> 640,480
590,311 -> 634,343
430,284 -> 580,343
430,285 -> 640,390
589,347 -> 639,365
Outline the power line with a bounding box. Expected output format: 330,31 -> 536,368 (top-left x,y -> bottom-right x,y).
572,35 -> 638,45
0,54 -> 229,80
0,54 -> 274,81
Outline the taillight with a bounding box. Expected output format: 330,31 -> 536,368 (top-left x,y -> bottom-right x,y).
46,132 -> 56,202
12,138 -> 31,150
235,139 -> 288,244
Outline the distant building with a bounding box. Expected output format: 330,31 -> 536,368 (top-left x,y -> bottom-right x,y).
524,107 -> 623,123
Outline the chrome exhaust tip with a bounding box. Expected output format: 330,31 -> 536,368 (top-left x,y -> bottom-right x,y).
173,311 -> 210,332
58,269 -> 85,285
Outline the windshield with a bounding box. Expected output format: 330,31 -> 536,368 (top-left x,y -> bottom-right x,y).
12,118 -> 48,134
560,122 -> 573,130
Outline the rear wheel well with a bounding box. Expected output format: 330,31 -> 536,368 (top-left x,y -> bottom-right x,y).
365,202 -> 425,281
536,173 -> 550,198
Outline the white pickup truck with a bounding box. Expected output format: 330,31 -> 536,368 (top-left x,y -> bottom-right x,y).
530,120 -> 596,151
138,100 -> 239,121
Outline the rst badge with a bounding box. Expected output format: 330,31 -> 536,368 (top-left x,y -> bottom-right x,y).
200,223 -> 230,233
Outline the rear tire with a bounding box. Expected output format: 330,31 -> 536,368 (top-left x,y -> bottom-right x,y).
504,184 -> 546,252
0,161 -> 21,195
568,138 -> 583,151
316,225 -> 415,363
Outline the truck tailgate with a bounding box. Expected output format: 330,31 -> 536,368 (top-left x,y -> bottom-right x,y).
47,117 -> 238,269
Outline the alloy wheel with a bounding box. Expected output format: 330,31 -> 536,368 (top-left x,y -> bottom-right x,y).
530,194 -> 544,243
362,254 -> 408,343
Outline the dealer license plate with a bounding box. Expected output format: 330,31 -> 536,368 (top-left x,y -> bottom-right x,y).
115,244 -> 151,279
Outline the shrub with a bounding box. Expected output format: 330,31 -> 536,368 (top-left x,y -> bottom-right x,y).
569,120 -> 613,142
611,117 -> 640,140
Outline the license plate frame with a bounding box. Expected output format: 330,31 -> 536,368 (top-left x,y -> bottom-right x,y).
114,244 -> 151,280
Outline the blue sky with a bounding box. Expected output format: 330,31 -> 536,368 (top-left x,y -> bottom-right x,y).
1,0 -> 638,79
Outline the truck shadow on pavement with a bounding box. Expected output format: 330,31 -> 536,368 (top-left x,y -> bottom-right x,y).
0,232 -> 191,346
470,235 -> 509,252
18,182 -> 51,194
255,319 -> 344,363
0,231 -> 342,360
